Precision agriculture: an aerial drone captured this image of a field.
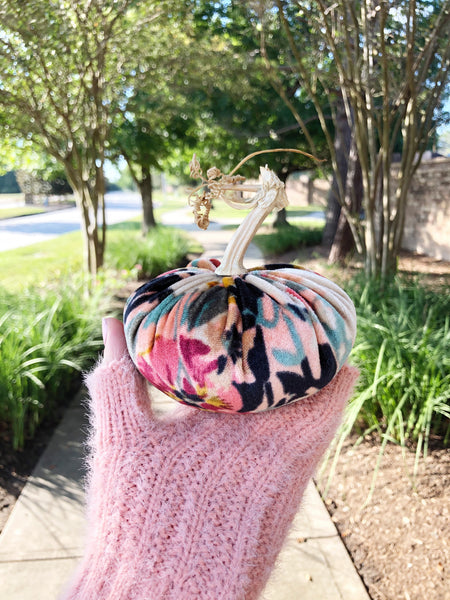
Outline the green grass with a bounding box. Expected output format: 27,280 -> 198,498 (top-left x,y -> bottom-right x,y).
0,276 -> 107,449
0,230 -> 85,290
321,273 -> 450,497
253,221 -> 325,256
0,206 -> 46,219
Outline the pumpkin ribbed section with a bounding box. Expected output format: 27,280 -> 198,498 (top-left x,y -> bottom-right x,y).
123,259 -> 357,413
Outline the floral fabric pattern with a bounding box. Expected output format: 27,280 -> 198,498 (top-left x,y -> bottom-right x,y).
123,259 -> 357,413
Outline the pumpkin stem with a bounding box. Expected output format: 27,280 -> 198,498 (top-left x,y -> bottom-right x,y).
215,167 -> 288,276
188,148 -> 323,231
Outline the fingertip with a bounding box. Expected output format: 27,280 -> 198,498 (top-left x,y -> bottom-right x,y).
102,317 -> 128,364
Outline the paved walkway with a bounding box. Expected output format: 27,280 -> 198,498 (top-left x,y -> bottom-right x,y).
0,220 -> 370,600
0,192 -> 142,252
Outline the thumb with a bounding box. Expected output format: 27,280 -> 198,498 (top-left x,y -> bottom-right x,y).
102,317 -> 128,365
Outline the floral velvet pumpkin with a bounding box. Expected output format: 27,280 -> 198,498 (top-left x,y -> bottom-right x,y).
124,163 -> 357,414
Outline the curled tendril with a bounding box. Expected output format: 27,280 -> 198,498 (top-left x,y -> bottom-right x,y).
189,154 -> 203,179
188,148 -> 322,230
189,190 -> 212,230
188,154 -> 246,230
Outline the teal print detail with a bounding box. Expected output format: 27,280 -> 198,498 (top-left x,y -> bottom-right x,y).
255,296 -> 280,329
272,313 -> 307,367
143,293 -> 180,328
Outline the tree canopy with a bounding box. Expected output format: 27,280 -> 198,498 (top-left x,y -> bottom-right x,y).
0,0 -> 189,273
161,1 -> 330,187
1,0 -> 448,280
260,0 -> 450,277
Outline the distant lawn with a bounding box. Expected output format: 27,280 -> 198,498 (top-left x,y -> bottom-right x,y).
0,230 -> 86,290
0,218 -> 198,291
153,189 -> 323,224
0,193 -> 24,205
206,202 -> 324,223
181,200 -> 323,226
0,206 -> 46,219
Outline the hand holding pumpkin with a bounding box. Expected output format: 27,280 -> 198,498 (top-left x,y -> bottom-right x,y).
62,319 -> 358,600
62,157 -> 359,600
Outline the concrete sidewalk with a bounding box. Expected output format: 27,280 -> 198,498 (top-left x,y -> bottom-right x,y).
0,389 -> 369,600
0,223 -> 370,599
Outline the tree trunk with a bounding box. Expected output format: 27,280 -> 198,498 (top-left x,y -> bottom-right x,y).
273,207 -> 290,228
323,176 -> 343,249
139,166 -> 156,235
273,169 -> 292,228
322,98 -> 351,249
65,162 -> 104,275
329,136 -> 362,264
75,183 -> 103,274
95,157 -> 106,270
328,212 -> 354,264
307,177 -> 314,205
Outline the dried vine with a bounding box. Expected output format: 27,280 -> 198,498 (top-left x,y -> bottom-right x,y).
188,155 -> 247,229
188,148 -> 323,230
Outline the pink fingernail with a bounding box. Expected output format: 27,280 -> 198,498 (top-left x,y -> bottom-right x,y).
102,318 -> 109,345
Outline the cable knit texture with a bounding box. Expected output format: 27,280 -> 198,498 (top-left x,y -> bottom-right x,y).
61,357 -> 358,600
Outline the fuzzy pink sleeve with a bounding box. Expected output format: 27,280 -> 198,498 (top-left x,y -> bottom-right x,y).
84,356 -> 154,447
62,363 -> 358,600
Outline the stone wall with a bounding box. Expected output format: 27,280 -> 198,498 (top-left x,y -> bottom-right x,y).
285,174 -> 329,207
285,159 -> 450,261
400,157 -> 450,261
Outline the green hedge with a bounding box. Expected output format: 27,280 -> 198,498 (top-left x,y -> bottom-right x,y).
106,224 -> 193,279
0,277 -> 104,449
0,225 -> 194,449
348,275 -> 450,450
253,222 -> 324,256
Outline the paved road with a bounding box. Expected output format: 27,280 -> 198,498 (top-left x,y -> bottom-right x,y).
0,191 -> 325,254
0,192 -> 142,252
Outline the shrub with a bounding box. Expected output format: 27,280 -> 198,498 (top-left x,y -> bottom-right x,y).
321,274 -> 450,494
106,225 -> 192,279
253,222 -> 324,256
0,277 -> 106,449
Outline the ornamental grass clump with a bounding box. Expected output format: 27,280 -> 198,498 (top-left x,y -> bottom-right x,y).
351,275 -> 449,446
0,277 -> 105,449
106,225 -> 192,279
254,222 -> 324,256
321,274 -> 450,494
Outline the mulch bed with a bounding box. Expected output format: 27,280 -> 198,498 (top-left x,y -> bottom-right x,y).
318,436 -> 449,600
1,249 -> 448,600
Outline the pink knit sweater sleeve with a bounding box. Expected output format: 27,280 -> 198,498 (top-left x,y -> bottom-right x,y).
84,356 -> 155,448
61,358 -> 358,600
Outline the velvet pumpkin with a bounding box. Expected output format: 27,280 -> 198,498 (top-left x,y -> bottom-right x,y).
123,166 -> 357,413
